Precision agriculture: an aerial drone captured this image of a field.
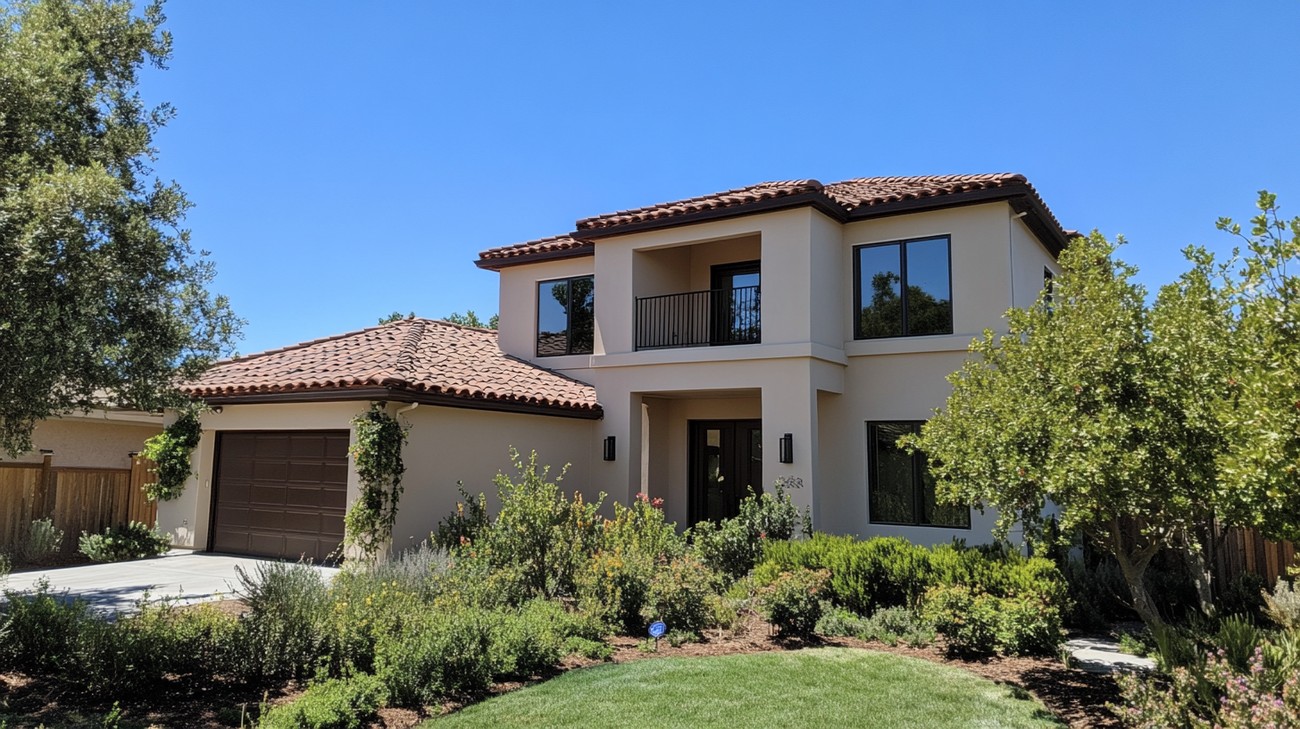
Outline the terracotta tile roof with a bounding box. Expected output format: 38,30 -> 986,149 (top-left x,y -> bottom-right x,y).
182,319 -> 601,417
476,173 -> 1070,268
477,234 -> 594,265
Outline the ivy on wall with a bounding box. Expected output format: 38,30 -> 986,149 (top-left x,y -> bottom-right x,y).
141,404 -> 203,501
344,403 -> 408,560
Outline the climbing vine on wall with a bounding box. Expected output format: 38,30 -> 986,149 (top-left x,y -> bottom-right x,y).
141,403 -> 204,501
344,402 -> 409,559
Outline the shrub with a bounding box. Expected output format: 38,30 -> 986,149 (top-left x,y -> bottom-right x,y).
374,606 -> 495,706
1060,557 -> 1132,627
17,518 -> 64,562
489,599 -> 570,678
760,568 -> 828,639
257,673 -> 385,729
433,485 -> 489,552
452,449 -> 605,600
604,493 -> 684,563
237,562 -> 333,680
0,552 -> 10,583
1264,579 -> 1300,630
0,579 -> 91,673
562,636 -> 613,661
1115,646 -> 1300,728
641,555 -> 716,636
1219,572 -> 1268,621
327,567 -> 423,674
815,605 -> 868,637
995,594 -> 1063,655
921,585 -> 1000,657
576,549 -> 653,635
854,606 -> 935,647
78,521 -> 170,562
690,478 -> 808,581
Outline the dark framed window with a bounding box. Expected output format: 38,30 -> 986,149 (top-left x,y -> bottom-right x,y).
868,421 -> 969,528
536,275 -> 594,356
854,236 -> 952,338
1043,267 -> 1055,312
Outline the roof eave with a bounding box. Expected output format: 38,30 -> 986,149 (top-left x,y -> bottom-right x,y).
572,190 -> 849,240
475,241 -> 595,271
185,386 -> 604,420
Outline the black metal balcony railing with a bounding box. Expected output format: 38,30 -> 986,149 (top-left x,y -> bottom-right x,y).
635,285 -> 760,350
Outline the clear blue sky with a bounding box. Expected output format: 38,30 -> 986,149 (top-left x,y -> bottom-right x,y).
141,1 -> 1300,355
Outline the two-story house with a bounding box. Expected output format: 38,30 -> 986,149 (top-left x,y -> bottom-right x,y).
160,173 -> 1071,561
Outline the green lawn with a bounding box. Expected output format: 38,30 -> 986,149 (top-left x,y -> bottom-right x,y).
425,648 -> 1063,728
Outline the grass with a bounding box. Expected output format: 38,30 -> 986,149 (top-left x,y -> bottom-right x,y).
425,648 -> 1063,728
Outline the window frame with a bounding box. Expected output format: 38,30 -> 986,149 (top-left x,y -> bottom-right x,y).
535,274 -> 594,357
852,235 -> 954,340
866,420 -> 970,529
1043,267 -> 1055,312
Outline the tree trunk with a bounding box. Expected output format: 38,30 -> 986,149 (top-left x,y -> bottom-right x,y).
1182,527 -> 1216,619
1113,548 -> 1164,629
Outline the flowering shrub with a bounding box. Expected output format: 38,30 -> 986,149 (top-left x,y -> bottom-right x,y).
577,493 -> 685,633
641,554 -> 717,636
760,568 -> 828,638
1115,646 -> 1300,728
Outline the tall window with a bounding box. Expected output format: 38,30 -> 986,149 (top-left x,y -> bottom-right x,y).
536,275 -> 594,356
1043,267 -> 1055,312
854,236 -> 952,338
868,422 -> 969,528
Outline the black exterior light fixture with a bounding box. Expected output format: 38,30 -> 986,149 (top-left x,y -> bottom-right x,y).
603,435 -> 616,461
779,433 -> 793,464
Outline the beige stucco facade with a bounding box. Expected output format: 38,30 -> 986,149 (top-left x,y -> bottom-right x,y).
8,412 -> 164,469
495,200 -> 1061,545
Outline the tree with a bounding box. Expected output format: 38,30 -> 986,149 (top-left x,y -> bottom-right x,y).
1215,192 -> 1300,542
902,232 -> 1233,629
443,310 -> 499,329
378,311 -> 414,324
0,0 -> 240,457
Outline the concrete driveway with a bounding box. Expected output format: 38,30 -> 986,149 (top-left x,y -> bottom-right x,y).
1,550 -> 339,614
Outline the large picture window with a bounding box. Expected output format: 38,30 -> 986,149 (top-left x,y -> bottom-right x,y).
536,275 -> 594,356
854,236 -> 952,338
868,422 -> 969,528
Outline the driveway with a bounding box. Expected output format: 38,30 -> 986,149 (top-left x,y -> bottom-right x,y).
1,550 -> 339,614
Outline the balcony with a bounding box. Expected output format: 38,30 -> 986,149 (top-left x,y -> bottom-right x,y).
634,285 -> 760,350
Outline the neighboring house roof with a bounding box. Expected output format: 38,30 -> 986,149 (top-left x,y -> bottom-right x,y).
476,173 -> 1074,269
181,318 -> 601,419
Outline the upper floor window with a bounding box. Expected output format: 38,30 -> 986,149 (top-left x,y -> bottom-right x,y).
1043,267 -> 1055,312
854,236 -> 952,338
537,275 -> 594,356
868,421 -> 969,529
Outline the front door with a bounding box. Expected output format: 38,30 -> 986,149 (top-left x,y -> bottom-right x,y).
689,420 -> 762,524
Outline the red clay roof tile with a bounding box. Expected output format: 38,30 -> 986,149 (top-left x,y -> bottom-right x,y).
182,319 -> 600,417
476,173 -> 1068,267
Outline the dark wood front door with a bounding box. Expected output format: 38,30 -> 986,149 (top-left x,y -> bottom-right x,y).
209,430 -> 349,563
689,420 -> 762,524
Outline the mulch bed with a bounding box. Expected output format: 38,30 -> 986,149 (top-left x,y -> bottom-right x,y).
0,605 -> 1121,728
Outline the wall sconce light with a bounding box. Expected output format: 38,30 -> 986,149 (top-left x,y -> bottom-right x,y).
603,435 -> 616,462
779,433 -> 793,464
210,405 -> 223,414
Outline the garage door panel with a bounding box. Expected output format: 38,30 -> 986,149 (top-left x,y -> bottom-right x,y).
288,462 -> 325,483
211,431 -> 349,562
252,460 -> 289,482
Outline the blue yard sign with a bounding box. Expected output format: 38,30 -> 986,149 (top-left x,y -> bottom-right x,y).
648,621 -> 666,639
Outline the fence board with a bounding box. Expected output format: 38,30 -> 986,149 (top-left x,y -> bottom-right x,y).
1,455 -> 157,554
1213,523 -> 1297,588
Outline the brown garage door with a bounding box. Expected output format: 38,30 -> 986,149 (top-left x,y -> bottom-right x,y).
210,431 -> 349,562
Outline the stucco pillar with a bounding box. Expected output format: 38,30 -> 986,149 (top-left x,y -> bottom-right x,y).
761,362 -> 818,530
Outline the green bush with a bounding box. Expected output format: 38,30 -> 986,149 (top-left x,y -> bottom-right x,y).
576,549 -> 653,635
326,566 -> 424,674
641,555 -> 717,636
921,585 -> 1000,656
760,568 -> 827,639
690,478 -> 809,581
0,579 -> 91,673
995,594 -> 1062,656
1264,579 -> 1300,630
17,518 -> 64,562
853,606 -> 935,647
562,636 -> 613,661
448,450 -> 605,601
237,562 -> 333,680
433,485 -> 490,552
374,606 -> 495,706
489,599 -> 570,678
814,604 -> 868,637
1219,572 -> 1268,621
78,521 -> 170,562
257,673 -> 385,729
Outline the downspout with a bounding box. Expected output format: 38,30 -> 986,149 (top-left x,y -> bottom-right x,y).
395,403 -> 419,418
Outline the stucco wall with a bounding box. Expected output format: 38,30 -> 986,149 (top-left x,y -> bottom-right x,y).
8,415 -> 163,469
497,256 -> 596,364
1010,216 -> 1060,309
393,404 -> 596,551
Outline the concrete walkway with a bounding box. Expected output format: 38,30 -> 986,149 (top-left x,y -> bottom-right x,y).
1,550 -> 339,614
1065,636 -> 1157,673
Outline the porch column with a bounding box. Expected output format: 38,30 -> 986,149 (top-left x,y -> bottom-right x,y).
761,364 -> 818,529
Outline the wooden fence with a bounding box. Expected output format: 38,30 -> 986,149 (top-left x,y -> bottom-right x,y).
0,454 -> 158,553
1212,523 -> 1297,588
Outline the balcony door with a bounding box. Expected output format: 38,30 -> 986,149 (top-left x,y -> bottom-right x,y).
710,261 -> 760,345
689,420 -> 762,524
